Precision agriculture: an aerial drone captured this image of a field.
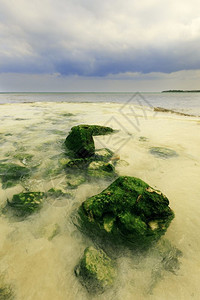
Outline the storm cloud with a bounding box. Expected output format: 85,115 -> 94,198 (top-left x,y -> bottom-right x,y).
1,0 -> 200,77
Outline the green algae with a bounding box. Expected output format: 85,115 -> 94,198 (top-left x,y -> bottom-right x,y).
65,125 -> 114,158
6,192 -> 44,217
75,246 -> 116,294
79,176 -> 174,250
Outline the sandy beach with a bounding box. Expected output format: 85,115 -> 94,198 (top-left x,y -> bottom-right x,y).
0,101 -> 200,300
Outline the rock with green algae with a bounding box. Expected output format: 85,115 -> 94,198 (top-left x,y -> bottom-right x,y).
78,176 -> 174,250
6,192 -> 44,217
75,246 -> 116,293
0,163 -> 31,189
65,125 -> 114,158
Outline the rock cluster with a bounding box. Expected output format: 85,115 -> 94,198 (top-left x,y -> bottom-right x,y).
1,123 -> 181,295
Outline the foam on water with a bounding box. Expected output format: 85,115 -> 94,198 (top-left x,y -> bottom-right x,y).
0,102 -> 200,299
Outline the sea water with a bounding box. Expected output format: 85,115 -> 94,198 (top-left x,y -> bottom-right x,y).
0,92 -> 200,116
0,97 -> 200,299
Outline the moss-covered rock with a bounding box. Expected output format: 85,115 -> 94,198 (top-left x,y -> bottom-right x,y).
0,163 -> 31,189
149,147 -> 178,159
6,192 -> 44,217
65,125 -> 114,158
79,176 -> 174,250
75,246 -> 116,293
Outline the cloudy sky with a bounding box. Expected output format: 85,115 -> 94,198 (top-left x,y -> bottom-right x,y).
0,0 -> 200,91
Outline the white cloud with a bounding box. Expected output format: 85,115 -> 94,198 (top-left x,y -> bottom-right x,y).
0,0 -> 200,76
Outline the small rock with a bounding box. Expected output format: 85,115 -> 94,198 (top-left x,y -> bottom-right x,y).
6,192 -> 44,217
75,246 -> 116,293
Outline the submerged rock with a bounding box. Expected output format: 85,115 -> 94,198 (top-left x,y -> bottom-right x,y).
63,147 -> 117,186
66,174 -> 86,189
94,148 -> 114,162
154,239 -> 182,273
149,147 -> 178,159
87,161 -> 116,180
6,192 -> 44,217
79,176 -> 174,250
147,239 -> 183,294
65,125 -> 114,158
0,283 -> 13,300
0,163 -> 30,189
75,246 -> 116,293
13,153 -> 33,165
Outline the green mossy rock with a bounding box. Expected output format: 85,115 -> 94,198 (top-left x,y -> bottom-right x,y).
79,176 -> 174,250
0,163 -> 30,189
7,192 -> 44,217
75,246 -> 116,293
65,125 -> 114,158
149,147 -> 178,159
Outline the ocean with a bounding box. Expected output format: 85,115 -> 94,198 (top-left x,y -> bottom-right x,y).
0,94 -> 200,299
0,92 -> 200,115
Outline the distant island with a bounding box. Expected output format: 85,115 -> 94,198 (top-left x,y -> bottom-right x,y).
162,90 -> 200,93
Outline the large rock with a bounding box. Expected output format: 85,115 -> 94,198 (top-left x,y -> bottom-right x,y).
79,176 -> 174,250
75,246 -> 116,293
65,125 -> 114,158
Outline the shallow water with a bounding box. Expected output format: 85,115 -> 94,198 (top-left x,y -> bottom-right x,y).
0,102 -> 200,299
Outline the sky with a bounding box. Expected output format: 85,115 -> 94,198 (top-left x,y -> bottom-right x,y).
0,0 -> 200,92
